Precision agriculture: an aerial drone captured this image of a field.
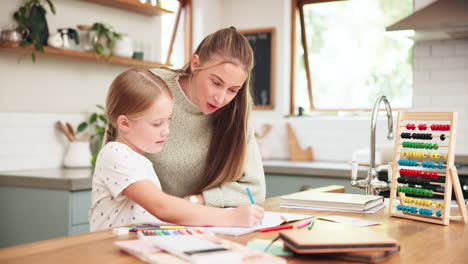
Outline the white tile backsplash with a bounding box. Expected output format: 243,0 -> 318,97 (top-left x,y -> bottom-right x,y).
431,41 -> 456,57
0,113 -> 86,171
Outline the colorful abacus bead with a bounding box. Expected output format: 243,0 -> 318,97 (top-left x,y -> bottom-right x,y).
436,211 -> 442,217
399,159 -> 418,167
438,162 -> 445,169
406,123 -> 416,130
436,201 -> 444,208
440,134 -> 446,141
418,124 -> 427,130
431,124 -> 450,131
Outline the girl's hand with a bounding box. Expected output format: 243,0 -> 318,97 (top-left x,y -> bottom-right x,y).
230,204 -> 264,227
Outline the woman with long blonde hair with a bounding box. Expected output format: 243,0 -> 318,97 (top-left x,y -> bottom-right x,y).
147,26 -> 266,207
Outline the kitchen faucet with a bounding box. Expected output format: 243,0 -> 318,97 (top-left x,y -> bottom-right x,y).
351,95 -> 394,195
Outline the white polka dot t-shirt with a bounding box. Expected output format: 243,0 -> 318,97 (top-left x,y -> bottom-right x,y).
88,142 -> 163,231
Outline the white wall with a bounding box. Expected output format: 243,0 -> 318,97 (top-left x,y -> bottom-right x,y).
0,0 -> 178,171
0,0 -> 165,113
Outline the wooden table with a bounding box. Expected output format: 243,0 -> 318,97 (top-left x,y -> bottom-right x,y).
1,190 -> 467,263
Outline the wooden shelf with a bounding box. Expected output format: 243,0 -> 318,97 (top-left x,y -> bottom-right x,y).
0,41 -> 170,68
80,0 -> 173,16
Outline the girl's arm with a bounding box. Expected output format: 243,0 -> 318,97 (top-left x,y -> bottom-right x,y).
123,180 -> 264,227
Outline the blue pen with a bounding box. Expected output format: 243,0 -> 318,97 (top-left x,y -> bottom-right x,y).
246,187 -> 263,225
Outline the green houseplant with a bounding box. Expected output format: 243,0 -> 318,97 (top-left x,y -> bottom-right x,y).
91,22 -> 122,56
77,105 -> 107,166
13,0 -> 56,61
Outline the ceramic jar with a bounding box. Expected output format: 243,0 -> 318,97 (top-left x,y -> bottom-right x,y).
63,141 -> 92,168
112,35 -> 134,58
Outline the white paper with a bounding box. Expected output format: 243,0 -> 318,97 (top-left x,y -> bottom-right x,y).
280,203 -> 385,214
196,211 -> 312,236
318,215 -> 381,226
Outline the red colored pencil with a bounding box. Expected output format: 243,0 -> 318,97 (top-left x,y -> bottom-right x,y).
260,225 -> 294,232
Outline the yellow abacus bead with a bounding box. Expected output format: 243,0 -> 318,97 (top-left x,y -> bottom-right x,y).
426,200 -> 432,206
409,197 -> 414,204
422,152 -> 427,158
444,153 -> 448,160
404,197 -> 409,203
402,151 -> 407,156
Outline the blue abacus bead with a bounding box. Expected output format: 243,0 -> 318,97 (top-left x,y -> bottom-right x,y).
436,211 -> 442,217
428,210 -> 433,216
438,162 -> 444,169
397,205 -> 402,210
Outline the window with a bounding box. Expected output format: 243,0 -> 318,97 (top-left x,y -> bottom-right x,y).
291,0 -> 414,114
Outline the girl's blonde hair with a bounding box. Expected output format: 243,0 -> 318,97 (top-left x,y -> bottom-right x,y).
180,26 -> 255,193
104,68 -> 172,144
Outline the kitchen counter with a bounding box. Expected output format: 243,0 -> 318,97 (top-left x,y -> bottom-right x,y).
0,162 -> 361,191
263,159 -> 468,177
0,168 -> 92,191
1,160 -> 467,192
263,160 -> 368,178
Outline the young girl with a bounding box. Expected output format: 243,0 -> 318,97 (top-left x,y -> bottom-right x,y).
88,68 -> 264,231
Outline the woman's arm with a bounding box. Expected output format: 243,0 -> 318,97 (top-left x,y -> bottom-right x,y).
123,180 -> 264,227
202,125 -> 266,208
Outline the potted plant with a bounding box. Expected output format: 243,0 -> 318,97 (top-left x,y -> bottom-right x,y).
90,22 -> 122,56
13,0 -> 56,61
77,105 -> 107,166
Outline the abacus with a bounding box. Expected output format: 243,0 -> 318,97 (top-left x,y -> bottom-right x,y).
389,112 -> 467,225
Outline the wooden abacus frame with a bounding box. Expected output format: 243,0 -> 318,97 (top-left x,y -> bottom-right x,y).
389,112 -> 468,225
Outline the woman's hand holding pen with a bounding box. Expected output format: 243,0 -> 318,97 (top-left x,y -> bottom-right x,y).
229,204 -> 264,227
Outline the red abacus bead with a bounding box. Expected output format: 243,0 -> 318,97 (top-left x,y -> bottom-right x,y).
406,124 -> 412,130
431,124 -> 438,130
418,124 -> 427,130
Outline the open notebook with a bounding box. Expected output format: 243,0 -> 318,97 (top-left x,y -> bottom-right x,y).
143,211 -> 311,236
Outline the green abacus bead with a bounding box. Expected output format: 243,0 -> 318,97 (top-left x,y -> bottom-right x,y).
433,144 -> 438,150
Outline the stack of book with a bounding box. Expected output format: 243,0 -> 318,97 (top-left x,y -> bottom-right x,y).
280,189 -> 384,213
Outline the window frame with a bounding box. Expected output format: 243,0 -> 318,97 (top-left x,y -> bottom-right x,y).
289,0 -> 413,115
